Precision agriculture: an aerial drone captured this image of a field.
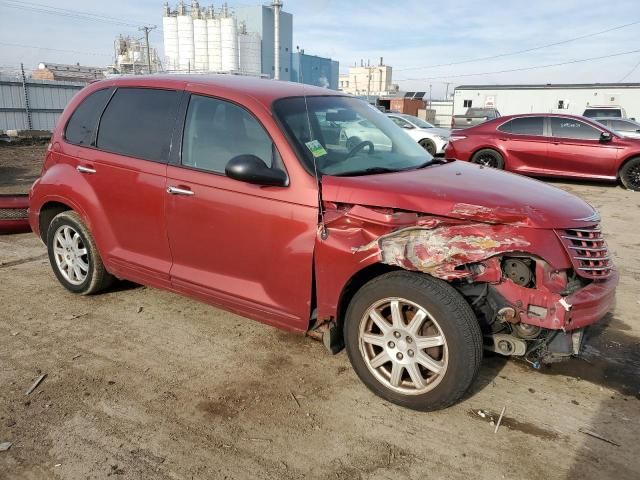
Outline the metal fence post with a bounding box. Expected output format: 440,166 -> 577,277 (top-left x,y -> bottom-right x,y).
20,63 -> 33,130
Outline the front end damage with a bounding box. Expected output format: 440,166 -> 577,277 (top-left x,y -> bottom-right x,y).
313,203 -> 618,366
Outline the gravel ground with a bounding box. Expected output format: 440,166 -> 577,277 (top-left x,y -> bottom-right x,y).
0,145 -> 639,479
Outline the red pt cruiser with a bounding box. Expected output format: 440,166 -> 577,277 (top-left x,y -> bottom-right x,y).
29,76 -> 618,411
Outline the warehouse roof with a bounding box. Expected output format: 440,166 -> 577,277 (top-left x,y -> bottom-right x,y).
455,83 -> 640,90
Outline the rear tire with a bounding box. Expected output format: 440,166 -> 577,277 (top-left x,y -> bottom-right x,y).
471,148 -> 505,169
620,157 -> 640,191
344,271 -> 483,411
419,139 -> 437,156
46,211 -> 114,295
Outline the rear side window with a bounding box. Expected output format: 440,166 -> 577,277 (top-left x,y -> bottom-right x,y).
97,88 -> 181,162
64,88 -> 112,146
181,94 -> 273,173
550,118 -> 601,140
498,117 -> 544,136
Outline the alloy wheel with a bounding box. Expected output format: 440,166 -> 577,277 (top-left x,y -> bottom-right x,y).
52,225 -> 89,285
358,297 -> 448,395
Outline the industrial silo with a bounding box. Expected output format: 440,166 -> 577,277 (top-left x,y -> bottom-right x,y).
162,3 -> 179,71
177,1 -> 195,71
238,24 -> 261,76
192,2 -> 208,71
206,6 -> 222,72
220,5 -> 238,72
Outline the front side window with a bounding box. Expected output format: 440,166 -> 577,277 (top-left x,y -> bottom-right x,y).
274,96 -> 432,177
550,118 -> 601,140
64,88 -> 112,146
610,120 -> 638,132
182,95 -> 273,173
498,117 -> 544,136
97,88 -> 181,162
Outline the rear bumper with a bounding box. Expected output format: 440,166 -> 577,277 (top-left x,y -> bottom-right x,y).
0,194 -> 31,234
493,268 -> 618,331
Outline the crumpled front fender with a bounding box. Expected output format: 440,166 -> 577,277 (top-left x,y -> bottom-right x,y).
314,203 -> 571,322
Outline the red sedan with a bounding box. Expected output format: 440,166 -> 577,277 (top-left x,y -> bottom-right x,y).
444,113 -> 640,191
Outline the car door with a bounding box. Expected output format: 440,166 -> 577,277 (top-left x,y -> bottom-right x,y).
70,87 -> 181,287
164,92 -> 318,331
496,116 -> 549,172
546,117 -> 620,178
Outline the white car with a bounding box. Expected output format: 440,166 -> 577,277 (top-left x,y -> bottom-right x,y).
340,119 -> 393,151
386,113 -> 450,156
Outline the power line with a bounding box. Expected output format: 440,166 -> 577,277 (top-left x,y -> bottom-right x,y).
395,48 -> 640,82
0,41 -> 112,57
0,0 -> 143,28
395,20 -> 640,72
619,56 -> 640,82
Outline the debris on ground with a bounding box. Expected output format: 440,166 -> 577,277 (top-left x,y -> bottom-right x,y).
494,406 -> 506,433
25,373 -> 47,395
137,306 -> 144,313
579,428 -> 621,447
289,391 -> 301,408
0,442 -> 12,451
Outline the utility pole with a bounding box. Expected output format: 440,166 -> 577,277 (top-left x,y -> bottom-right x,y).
20,63 -> 32,130
444,82 -> 451,99
139,25 -> 156,74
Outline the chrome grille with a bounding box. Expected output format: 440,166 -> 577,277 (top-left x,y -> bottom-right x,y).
557,225 -> 612,279
0,208 -> 28,220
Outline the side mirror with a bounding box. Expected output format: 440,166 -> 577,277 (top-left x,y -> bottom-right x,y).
225,155 -> 288,187
600,131 -> 613,143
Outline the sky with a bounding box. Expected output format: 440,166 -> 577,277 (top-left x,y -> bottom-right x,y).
1,0 -> 640,98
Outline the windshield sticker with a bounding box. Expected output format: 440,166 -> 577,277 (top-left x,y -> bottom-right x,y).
305,140 -> 328,158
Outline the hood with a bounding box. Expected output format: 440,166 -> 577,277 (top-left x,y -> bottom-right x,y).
421,127 -> 451,137
321,161 -> 597,229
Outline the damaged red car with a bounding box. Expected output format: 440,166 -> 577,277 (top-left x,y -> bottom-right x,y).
29,76 -> 618,411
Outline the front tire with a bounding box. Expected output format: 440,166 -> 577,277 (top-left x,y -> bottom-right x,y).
620,157 -> 640,191
471,148 -> 505,169
419,139 -> 437,156
46,211 -> 114,295
344,271 -> 483,411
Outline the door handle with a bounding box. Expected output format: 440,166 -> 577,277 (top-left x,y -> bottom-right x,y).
76,165 -> 96,174
167,186 -> 195,196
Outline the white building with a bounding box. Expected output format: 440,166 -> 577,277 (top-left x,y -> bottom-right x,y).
339,59 -> 396,97
453,83 -> 640,119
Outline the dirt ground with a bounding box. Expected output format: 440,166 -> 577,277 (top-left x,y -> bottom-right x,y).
1,145 -> 639,479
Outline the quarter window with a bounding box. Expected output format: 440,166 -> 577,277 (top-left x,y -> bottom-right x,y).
550,118 -> 601,140
181,95 -> 273,173
97,88 -> 181,162
64,88 -> 112,146
498,117 -> 544,136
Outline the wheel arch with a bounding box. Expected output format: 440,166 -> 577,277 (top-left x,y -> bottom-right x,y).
336,263 -> 403,331
38,201 -> 74,242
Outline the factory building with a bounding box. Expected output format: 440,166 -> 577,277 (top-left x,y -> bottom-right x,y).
161,1 -> 339,88
339,59 -> 397,97
290,52 -> 339,90
234,2 -> 292,81
162,1 -> 261,75
453,83 -> 640,119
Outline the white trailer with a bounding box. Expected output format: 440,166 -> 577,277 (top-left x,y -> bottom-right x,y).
453,83 -> 640,120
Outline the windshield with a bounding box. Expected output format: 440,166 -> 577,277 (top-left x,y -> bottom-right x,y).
402,115 -> 434,129
273,96 -> 433,176
584,108 -> 622,118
